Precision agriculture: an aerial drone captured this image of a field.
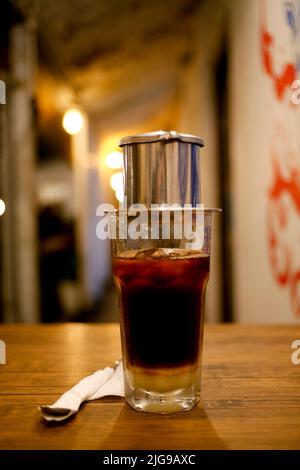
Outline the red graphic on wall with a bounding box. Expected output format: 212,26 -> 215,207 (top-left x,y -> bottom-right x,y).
260,0 -> 297,101
267,158 -> 300,315
261,28 -> 297,100
261,1 -> 300,317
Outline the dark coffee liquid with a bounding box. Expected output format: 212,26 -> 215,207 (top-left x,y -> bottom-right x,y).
113,249 -> 210,370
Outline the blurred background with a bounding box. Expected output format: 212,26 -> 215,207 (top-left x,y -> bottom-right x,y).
0,0 -> 299,324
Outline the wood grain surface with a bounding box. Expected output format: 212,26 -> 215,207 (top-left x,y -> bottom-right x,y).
0,323 -> 300,450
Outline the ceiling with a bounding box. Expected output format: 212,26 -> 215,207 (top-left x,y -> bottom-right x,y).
14,0 -> 203,114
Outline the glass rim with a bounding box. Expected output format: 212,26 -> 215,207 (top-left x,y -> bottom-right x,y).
105,207 -> 222,214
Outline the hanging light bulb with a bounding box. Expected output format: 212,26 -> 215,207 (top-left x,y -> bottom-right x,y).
0,199 -> 6,216
110,172 -> 124,201
62,108 -> 84,135
110,172 -> 124,192
115,189 -> 124,202
106,151 -> 123,169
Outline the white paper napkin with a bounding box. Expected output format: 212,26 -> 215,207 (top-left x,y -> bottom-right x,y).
39,361 -> 124,422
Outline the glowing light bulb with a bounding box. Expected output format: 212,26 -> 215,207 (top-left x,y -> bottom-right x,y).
106,151 -> 123,169
62,108 -> 84,135
115,188 -> 124,202
110,172 -> 123,192
0,199 -> 5,216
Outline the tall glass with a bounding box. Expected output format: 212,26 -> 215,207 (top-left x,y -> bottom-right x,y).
110,208 -> 217,413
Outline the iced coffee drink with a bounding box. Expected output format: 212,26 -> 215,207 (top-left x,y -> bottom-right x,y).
113,248 -> 210,412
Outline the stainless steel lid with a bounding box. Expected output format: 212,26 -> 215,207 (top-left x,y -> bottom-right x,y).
119,130 -> 204,147
120,130 -> 204,207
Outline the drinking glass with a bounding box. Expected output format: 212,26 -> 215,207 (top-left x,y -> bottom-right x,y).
110,208 -> 218,413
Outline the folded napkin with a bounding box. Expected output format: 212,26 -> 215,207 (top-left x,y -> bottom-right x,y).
40,360 -> 124,422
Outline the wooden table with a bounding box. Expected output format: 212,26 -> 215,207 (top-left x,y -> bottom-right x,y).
0,324 -> 300,450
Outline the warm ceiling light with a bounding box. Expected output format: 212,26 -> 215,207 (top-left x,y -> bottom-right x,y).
106,151 -> 123,169
115,188 -> 124,203
0,199 -> 6,216
62,108 -> 84,135
110,171 -> 124,192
